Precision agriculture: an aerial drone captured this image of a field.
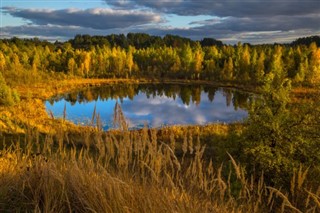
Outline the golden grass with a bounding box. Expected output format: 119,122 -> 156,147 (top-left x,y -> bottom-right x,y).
0,126 -> 319,212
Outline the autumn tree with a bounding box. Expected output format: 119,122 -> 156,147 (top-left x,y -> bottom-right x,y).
179,44 -> 193,78
0,51 -> 6,71
221,57 -> 234,81
307,43 -> 320,84
125,46 -> 135,78
67,58 -> 76,75
191,43 -> 204,79
0,72 -> 19,106
254,51 -> 265,84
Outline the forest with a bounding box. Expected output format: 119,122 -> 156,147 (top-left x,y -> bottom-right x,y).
0,34 -> 320,89
0,34 -> 320,212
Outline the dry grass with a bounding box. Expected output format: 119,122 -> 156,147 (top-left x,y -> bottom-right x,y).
0,125 -> 319,212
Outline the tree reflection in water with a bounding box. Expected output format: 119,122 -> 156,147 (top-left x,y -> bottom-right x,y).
46,84 -> 254,129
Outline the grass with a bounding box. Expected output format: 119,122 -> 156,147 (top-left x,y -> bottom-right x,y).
0,125 -> 319,212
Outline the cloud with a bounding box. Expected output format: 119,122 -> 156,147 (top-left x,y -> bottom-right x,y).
1,22 -> 318,44
0,24 -> 110,41
2,7 -> 162,30
140,13 -> 320,43
1,1 -> 319,44
106,0 -> 320,17
104,0 -> 320,43
1,20 -> 319,44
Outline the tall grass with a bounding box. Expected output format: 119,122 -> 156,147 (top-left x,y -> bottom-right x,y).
0,124 -> 319,212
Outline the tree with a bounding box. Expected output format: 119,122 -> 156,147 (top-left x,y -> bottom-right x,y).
83,52 -> 91,77
180,44 -> 193,77
307,47 -> 320,84
238,44 -> 251,81
254,51 -> 265,84
126,46 -> 135,77
242,78 -> 320,186
11,53 -> 22,73
0,72 -> 19,106
200,38 -> 223,47
0,51 -> 6,71
31,51 -> 40,73
67,58 -> 76,75
269,45 -> 285,86
221,57 -> 234,81
294,59 -> 307,84
192,44 -> 204,79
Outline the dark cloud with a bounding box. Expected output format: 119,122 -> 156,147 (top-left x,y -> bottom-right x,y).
0,23 -> 149,42
1,1 -> 319,44
106,0 -> 320,17
102,0 -> 320,43
2,7 -> 162,30
1,21 -> 319,44
187,15 -> 320,33
0,25 -> 108,40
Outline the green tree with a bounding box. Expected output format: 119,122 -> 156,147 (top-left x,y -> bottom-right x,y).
180,44 -> 193,78
126,46 -> 135,77
0,72 -> 19,106
254,51 -> 265,84
294,59 -> 307,84
238,44 -> 251,81
269,45 -> 285,86
243,78 -> 320,186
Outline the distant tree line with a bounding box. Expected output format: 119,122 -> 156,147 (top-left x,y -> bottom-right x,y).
291,36 -> 320,47
0,34 -> 319,86
67,33 -> 223,49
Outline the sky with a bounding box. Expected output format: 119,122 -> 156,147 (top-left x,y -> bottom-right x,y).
0,0 -> 319,44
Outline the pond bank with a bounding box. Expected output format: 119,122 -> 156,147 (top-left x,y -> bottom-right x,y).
1,77 -> 318,134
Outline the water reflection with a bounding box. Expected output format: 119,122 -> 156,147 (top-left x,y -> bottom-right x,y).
46,84 -> 253,129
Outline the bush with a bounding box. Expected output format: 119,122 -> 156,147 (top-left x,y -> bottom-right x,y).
0,73 -> 19,106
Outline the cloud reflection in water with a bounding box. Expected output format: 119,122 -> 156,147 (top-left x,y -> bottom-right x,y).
121,92 -> 247,128
46,88 -> 248,130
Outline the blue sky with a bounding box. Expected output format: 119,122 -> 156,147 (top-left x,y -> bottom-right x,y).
1,0 -> 320,44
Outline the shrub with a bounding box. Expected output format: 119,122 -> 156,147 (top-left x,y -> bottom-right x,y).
0,73 -> 19,106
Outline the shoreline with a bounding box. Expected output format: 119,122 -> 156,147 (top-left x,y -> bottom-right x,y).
1,77 -> 318,134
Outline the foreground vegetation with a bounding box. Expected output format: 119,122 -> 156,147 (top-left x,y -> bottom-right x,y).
0,34 -> 320,212
1,79 -> 319,212
0,120 -> 319,212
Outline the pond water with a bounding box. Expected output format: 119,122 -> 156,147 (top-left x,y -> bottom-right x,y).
45,84 -> 252,130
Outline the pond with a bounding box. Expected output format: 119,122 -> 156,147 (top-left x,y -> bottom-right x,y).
45,84 -> 253,130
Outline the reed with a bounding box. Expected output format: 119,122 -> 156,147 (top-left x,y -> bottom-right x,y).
0,126 -> 319,212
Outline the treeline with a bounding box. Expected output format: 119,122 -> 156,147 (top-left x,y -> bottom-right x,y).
0,34 -> 319,86
291,35 -> 320,47
68,33 -> 223,49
